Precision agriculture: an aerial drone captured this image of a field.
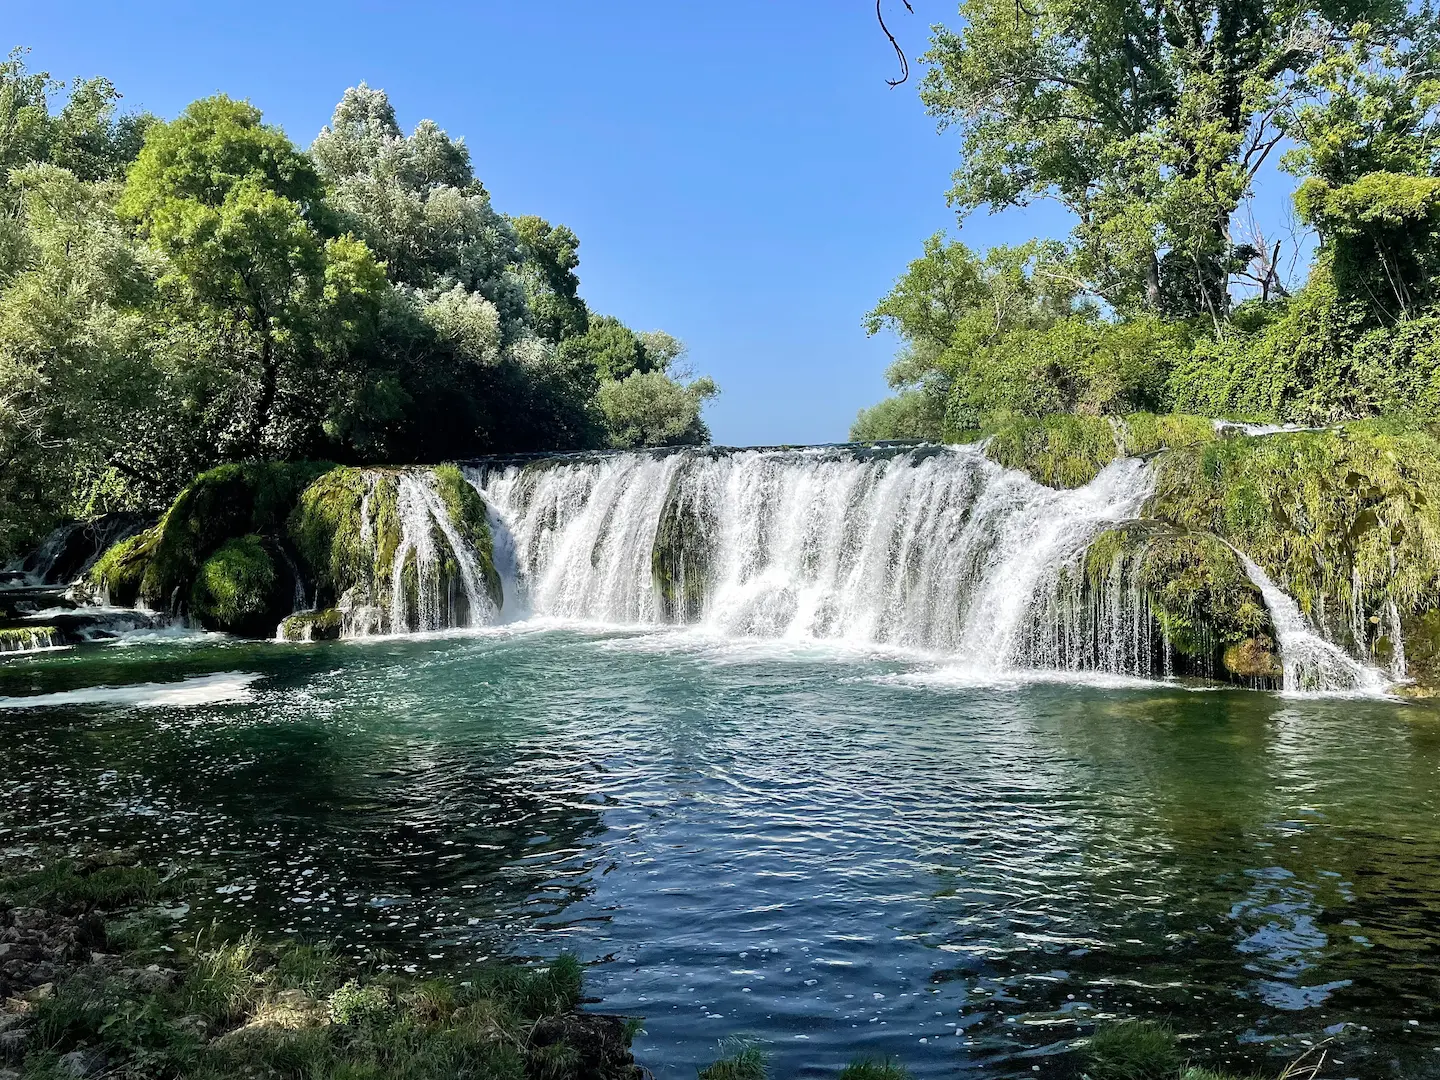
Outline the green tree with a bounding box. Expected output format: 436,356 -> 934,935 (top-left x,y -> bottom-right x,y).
512,214 -> 589,341
120,95 -> 384,459
919,0 -> 1392,318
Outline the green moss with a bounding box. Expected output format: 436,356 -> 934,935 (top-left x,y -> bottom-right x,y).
87,528 -> 158,607
287,467 -> 408,617
189,535 -> 283,636
1398,608 -> 1440,694
1083,1020 -> 1184,1080
977,412 -> 1220,488
977,413 -> 1119,488
279,608 -> 342,642
1147,420 -> 1440,655
140,463 -> 330,607
433,463 -> 503,609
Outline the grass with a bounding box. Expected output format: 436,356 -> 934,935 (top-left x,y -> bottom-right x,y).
1083,1020 -> 1186,1080
838,1060 -> 911,1080
0,858 -> 174,913
697,1041 -> 768,1080
0,852 -> 629,1080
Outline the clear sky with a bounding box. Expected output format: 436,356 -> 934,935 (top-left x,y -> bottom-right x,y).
8,0 -> 1086,446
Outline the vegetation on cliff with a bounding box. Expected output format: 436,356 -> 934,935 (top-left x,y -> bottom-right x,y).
0,55 -> 717,565
855,0 -> 1440,440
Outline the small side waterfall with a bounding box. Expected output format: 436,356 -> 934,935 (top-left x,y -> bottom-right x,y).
1234,553 -> 1389,693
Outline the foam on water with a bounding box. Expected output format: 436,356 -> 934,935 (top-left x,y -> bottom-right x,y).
0,672 -> 260,710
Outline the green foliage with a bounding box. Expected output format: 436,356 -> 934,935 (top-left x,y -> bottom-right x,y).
287,466 -> 391,606
188,535 -> 281,635
1082,1021 -> 1185,1080
600,370 -> 718,449
328,980 -> 393,1026
0,67 -> 716,563
849,389 -> 945,442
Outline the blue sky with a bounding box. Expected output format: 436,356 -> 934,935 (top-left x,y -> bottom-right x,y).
9,2 -> 1302,445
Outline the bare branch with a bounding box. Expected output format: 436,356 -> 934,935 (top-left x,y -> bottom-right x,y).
878,0 -> 915,88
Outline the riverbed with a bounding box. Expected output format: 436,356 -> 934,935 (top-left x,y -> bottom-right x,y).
2,626 -> 1438,1078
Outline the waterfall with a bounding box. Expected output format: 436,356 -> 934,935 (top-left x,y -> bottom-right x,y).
1233,552 -> 1389,694
334,469 -> 497,637
472,445 -> 1156,668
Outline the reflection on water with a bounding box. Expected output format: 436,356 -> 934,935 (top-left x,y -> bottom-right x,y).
2,627 -> 1439,1079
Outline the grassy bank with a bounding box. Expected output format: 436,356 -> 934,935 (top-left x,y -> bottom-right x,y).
0,854 -> 638,1080
0,856 -> 1341,1080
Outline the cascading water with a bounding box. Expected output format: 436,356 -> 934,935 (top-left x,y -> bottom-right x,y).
472,445 -> 1156,669
1233,552 -> 1389,694
329,469 -> 498,637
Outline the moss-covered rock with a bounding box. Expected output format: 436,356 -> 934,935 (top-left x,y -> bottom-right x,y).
976,412 -> 1218,488
1084,522 -> 1279,685
652,465 -> 715,622
87,529 -> 159,607
87,463 -> 330,619
279,608 -> 342,642
1147,419 -> 1440,663
189,535 -> 291,636
1397,608 -> 1440,695
0,625 -> 59,652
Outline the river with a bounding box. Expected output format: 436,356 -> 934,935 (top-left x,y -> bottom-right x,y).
2,626 -> 1438,1078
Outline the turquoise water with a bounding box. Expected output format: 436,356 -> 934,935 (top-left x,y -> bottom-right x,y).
2,627 -> 1440,1078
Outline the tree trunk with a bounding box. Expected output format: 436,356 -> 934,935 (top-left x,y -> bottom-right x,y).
245,310 -> 278,458
1145,252 -> 1161,309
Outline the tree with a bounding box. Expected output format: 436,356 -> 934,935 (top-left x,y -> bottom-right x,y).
918,0 -> 1394,319
311,84 -> 527,329
120,95 -> 384,459
512,214 -> 588,341
599,370 -> 718,448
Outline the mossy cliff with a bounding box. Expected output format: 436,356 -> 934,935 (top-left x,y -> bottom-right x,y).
87,463 -> 502,637
977,413 -> 1440,690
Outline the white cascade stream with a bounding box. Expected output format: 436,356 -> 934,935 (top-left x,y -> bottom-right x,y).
1233,552 -> 1389,693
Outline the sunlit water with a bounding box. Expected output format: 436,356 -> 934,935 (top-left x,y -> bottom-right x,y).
2,626 -> 1439,1078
